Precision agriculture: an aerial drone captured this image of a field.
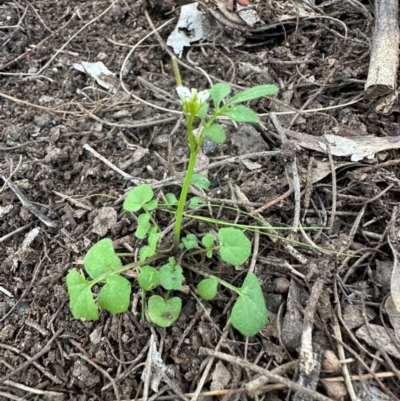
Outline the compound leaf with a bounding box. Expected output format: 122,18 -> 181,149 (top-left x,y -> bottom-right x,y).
218,227 -> 251,265
98,274 -> 131,314
66,269 -> 99,320
84,238 -> 122,280
123,184 -> 154,212
231,272 -> 268,337
148,295 -> 182,327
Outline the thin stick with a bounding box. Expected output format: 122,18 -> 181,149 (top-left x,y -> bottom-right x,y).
0,329 -> 63,384
199,348 -> 333,401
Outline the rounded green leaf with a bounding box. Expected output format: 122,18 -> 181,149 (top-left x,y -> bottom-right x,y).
165,193 -> 178,206
123,184 -> 154,212
84,238 -> 122,280
202,234 -> 214,248
197,278 -> 218,301
202,124 -> 226,144
138,266 -> 160,291
148,295 -> 182,327
188,196 -> 205,209
135,213 -> 151,239
221,105 -> 258,122
67,269 -> 99,320
190,173 -> 210,190
160,258 -> 184,290
230,272 -> 268,337
98,274 -> 131,313
139,245 -> 156,261
218,227 -> 251,265
146,199 -> 158,211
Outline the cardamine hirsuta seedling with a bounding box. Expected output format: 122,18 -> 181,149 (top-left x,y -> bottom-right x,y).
66,58 -> 279,337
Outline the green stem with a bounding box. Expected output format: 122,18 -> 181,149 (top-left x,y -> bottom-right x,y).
172,57 -> 182,87
173,145 -> 200,253
185,245 -> 220,258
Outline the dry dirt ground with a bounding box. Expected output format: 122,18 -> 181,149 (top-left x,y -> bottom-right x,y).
1,1 -> 400,400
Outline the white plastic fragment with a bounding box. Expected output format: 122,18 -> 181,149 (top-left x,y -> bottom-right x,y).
73,61 -> 119,93
167,3 -> 208,57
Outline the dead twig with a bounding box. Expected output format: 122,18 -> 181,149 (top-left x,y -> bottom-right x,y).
199,348 -> 333,401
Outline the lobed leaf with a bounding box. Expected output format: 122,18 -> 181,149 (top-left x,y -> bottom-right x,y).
148,295 -> 182,327
66,269 -> 99,320
98,274 -> 131,314
123,184 -> 154,212
230,272 -> 268,337
160,258 -> 184,290
84,238 -> 122,280
181,233 -> 198,250
218,227 -> 251,265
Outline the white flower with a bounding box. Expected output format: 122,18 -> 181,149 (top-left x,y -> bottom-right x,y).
176,86 -> 209,105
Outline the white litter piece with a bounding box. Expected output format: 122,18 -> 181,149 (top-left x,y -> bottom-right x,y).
73,61 -> 119,93
167,3 -> 208,57
141,338 -> 174,393
242,159 -> 262,170
237,4 -> 260,27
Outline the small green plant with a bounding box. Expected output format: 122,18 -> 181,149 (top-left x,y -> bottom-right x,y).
66,58 -> 278,337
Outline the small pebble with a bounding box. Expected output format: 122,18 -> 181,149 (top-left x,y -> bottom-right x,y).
16,301 -> 30,315
202,136 -> 218,156
274,277 -> 290,294
321,350 -> 341,373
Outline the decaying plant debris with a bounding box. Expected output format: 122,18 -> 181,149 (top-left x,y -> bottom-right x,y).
1,0 -> 400,400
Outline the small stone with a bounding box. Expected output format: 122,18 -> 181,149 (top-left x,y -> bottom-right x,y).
321,350 -> 341,373
34,113 -> 53,128
97,52 -> 107,60
320,380 -> 347,401
274,277 -> 290,294
202,136 -> 218,156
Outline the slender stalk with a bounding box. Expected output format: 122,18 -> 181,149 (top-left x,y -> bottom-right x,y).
173,146 -> 199,253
